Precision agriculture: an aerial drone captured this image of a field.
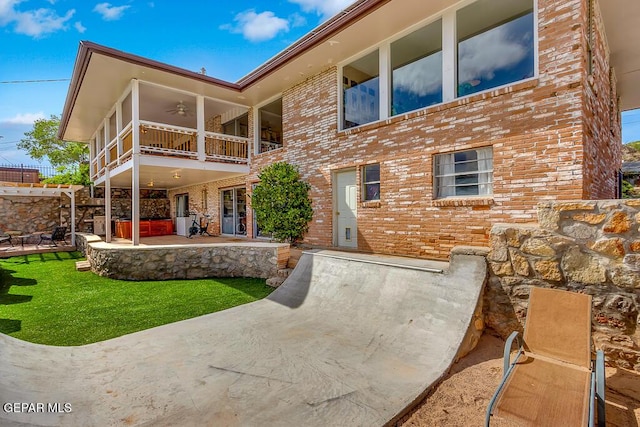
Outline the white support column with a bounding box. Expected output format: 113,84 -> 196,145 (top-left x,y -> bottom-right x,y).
196,95 -> 206,161
379,44 -> 390,121
116,101 -> 123,163
131,79 -> 141,246
442,10 -> 456,103
70,191 -> 76,246
105,168 -> 112,243
103,118 -> 110,165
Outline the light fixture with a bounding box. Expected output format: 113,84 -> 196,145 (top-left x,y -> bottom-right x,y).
147,180 -> 154,187
173,172 -> 181,179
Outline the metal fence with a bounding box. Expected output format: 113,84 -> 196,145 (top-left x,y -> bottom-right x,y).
0,163 -> 58,183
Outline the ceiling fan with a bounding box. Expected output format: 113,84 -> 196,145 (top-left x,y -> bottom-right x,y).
166,100 -> 192,116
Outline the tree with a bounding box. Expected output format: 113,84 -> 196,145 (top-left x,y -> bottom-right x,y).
251,162 -> 313,243
18,115 -> 89,185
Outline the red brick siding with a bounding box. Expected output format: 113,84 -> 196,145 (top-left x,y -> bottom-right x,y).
581,0 -> 622,199
249,0 -> 620,259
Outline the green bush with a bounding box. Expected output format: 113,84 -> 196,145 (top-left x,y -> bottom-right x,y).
251,162 -> 313,243
622,180 -> 638,199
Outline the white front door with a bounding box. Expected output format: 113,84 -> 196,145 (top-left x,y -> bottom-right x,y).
335,169 -> 357,248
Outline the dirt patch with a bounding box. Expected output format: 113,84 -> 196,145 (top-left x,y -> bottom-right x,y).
400,333 -> 640,426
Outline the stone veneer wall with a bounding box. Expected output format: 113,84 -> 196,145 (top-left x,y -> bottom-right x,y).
485,200 -> 640,371
0,196 -> 64,235
77,233 -> 289,281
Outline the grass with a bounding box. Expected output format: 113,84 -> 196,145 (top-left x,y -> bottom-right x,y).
0,252 -> 274,346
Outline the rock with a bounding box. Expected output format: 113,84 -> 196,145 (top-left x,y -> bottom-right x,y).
571,212 -> 607,225
488,233 -> 508,262
266,276 -> 286,288
509,248 -> 530,276
537,204 -> 560,230
589,238 -> 625,259
490,261 -> 513,276
630,241 -> 640,253
561,223 -> 597,240
603,211 -> 631,234
533,259 -> 563,281
561,247 -> 606,284
624,254 -> 640,272
521,238 -> 556,257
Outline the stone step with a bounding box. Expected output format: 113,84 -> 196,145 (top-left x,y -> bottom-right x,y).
75,260 -> 91,271
266,276 -> 286,288
277,268 -> 293,278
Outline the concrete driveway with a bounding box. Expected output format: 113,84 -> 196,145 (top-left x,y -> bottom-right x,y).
0,249 -> 486,426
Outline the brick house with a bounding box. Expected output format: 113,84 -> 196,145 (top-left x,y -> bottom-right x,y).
59,0 -> 635,259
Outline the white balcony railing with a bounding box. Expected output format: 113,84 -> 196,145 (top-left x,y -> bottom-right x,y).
205,131 -> 249,163
91,121 -> 249,178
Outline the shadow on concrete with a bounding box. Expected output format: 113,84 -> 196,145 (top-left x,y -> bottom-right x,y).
266,252 -> 312,309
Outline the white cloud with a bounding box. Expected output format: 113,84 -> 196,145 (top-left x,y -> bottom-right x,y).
458,26 -> 529,84
0,0 -> 75,37
289,0 -> 355,19
93,2 -> 130,21
290,12 -> 306,28
1,112 -> 46,125
222,10 -> 289,42
393,52 -> 443,97
74,21 -> 85,33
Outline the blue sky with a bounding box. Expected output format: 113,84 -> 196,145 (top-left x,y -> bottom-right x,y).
0,0 -> 639,167
0,0 -> 356,165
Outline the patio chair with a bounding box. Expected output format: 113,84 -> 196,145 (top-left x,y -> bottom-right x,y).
0,233 -> 12,246
38,226 -> 68,247
485,287 -> 605,427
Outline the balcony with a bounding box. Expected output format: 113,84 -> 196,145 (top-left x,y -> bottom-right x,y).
91,121 -> 249,181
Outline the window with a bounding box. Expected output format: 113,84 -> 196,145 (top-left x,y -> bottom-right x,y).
343,50 -> 379,129
175,193 -> 189,217
258,98 -> 283,153
339,0 -> 535,130
457,0 -> 534,97
363,163 -> 380,201
434,147 -> 493,198
391,19 -> 442,115
223,113 -> 248,137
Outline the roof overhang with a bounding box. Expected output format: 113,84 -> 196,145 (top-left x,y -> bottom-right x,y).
59,0 -> 455,142
60,0 -> 640,143
600,0 -> 640,111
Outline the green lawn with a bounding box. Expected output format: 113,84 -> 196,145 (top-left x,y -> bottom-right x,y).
0,252 -> 274,346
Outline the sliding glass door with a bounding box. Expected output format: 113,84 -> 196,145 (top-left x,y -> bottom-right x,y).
221,187 -> 246,236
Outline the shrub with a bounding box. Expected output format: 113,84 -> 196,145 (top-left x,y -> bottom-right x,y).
251,162 -> 313,243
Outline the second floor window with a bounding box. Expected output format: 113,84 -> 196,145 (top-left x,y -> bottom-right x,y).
343,50 -> 380,129
340,0 -> 535,130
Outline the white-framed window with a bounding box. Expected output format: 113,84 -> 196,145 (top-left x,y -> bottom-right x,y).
456,0 -> 535,97
258,98 -> 283,153
343,50 -> 380,129
434,147 -> 493,198
339,0 -> 535,129
391,19 -> 443,115
362,163 -> 380,201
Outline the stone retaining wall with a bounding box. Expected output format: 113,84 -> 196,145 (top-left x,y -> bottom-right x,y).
76,234 -> 289,281
485,200 -> 640,371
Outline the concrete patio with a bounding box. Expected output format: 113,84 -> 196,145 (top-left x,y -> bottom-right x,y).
0,248 -> 486,426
